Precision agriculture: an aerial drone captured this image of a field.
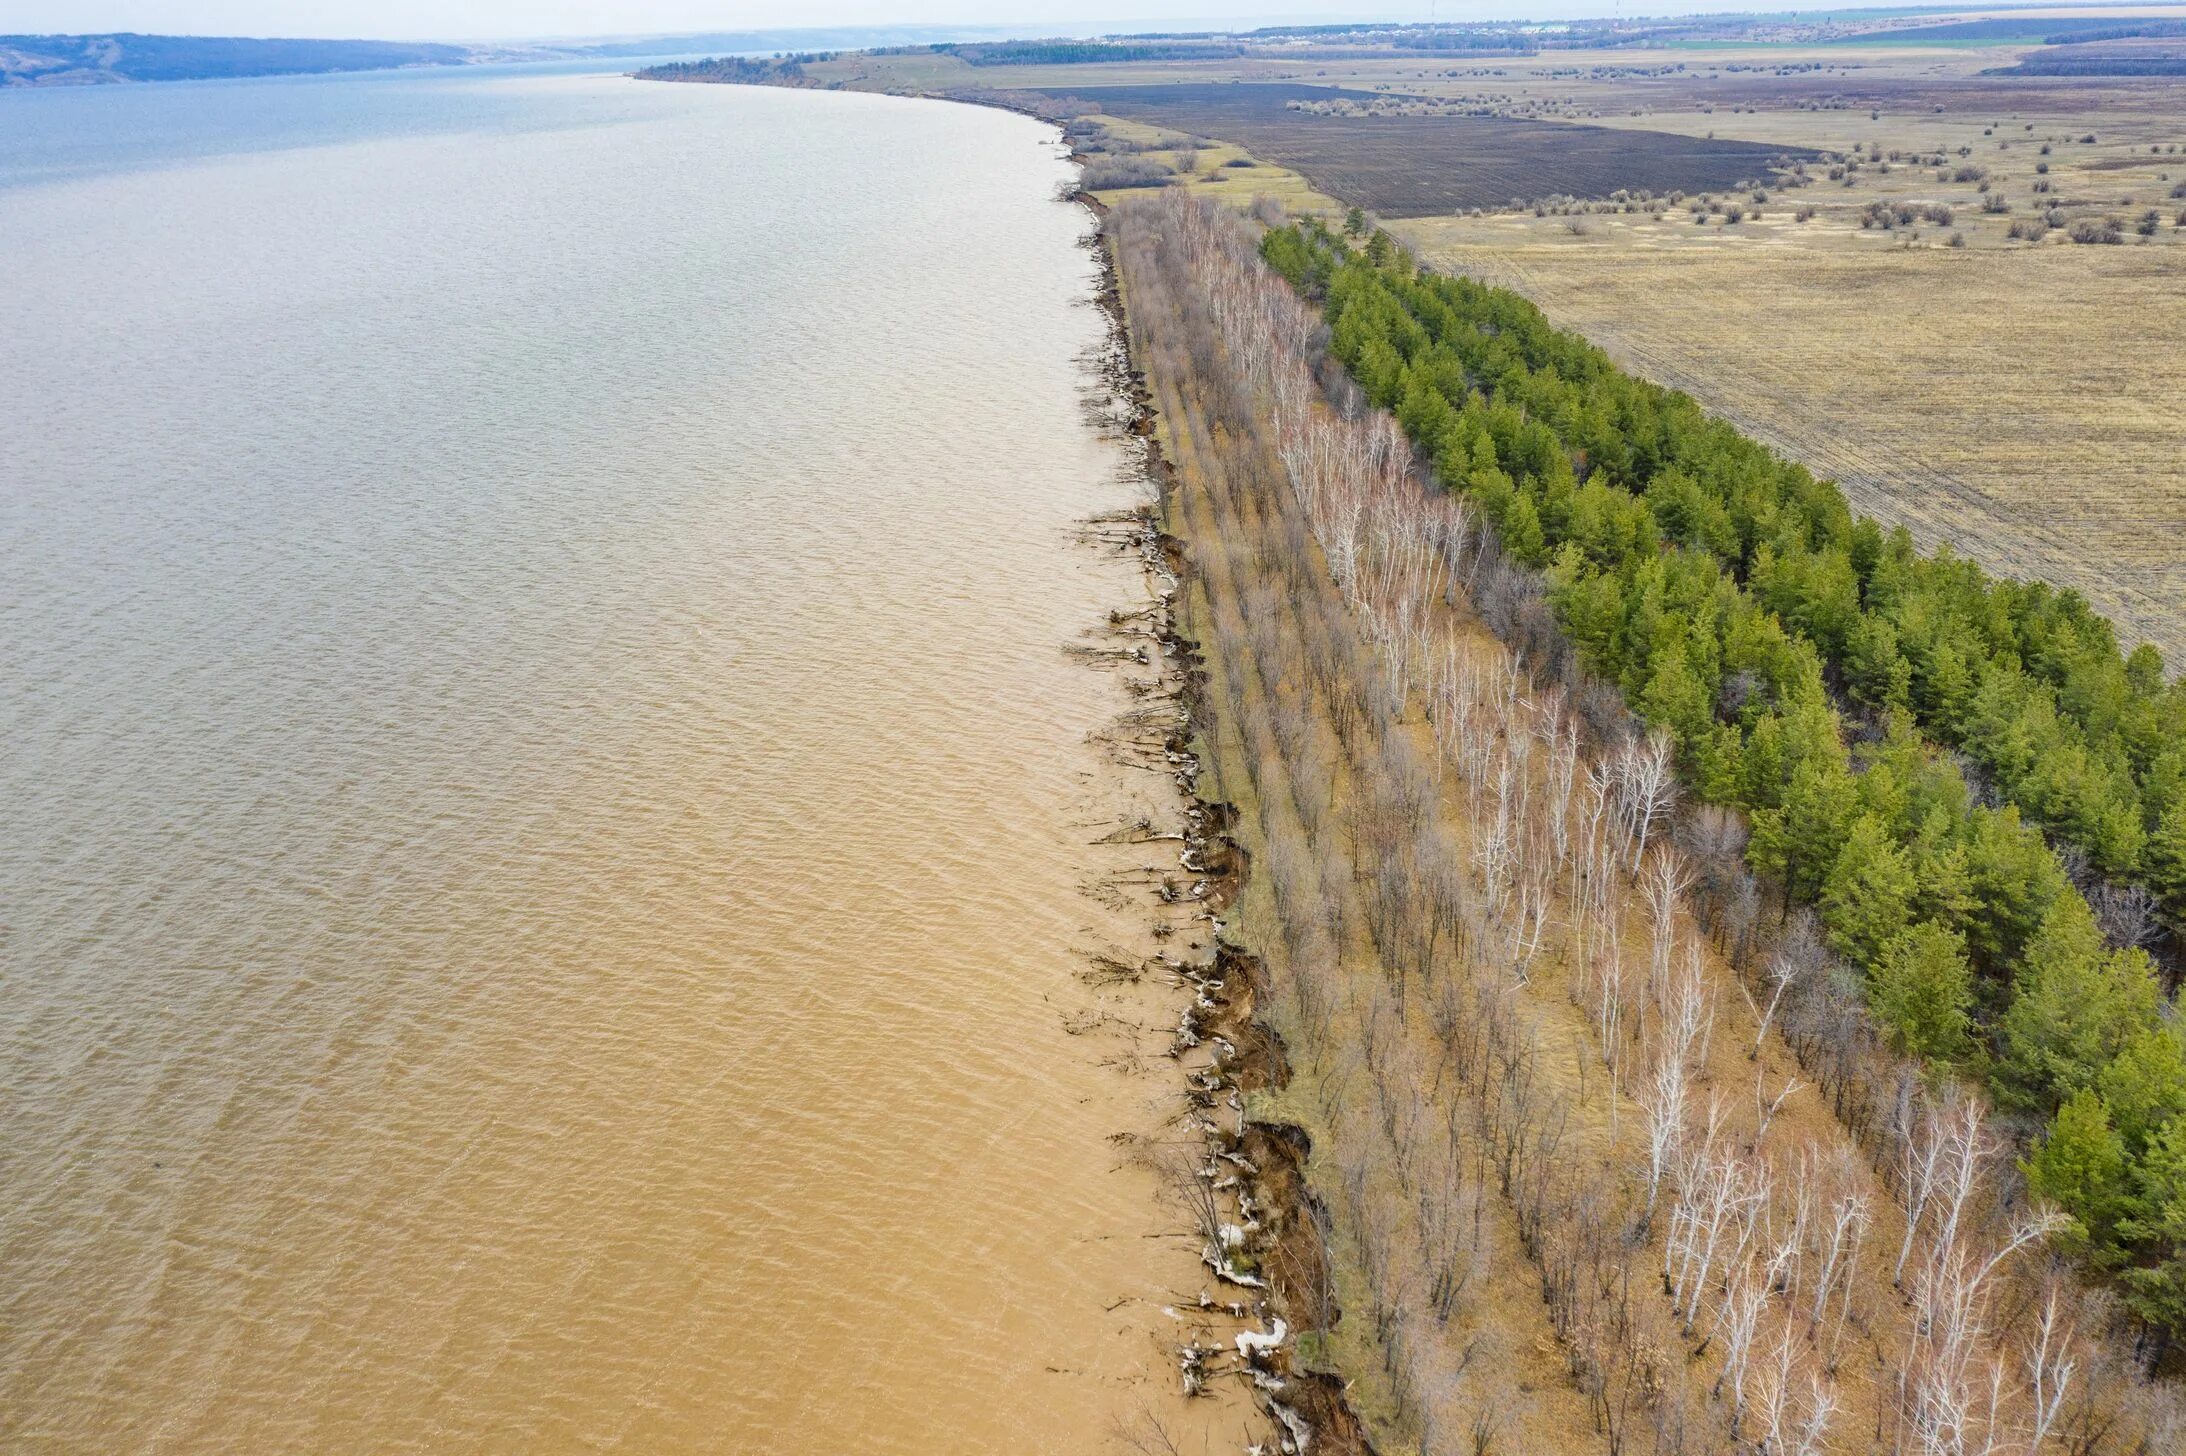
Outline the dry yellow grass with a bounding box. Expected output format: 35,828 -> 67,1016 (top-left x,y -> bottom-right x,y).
1077,116 -> 1343,215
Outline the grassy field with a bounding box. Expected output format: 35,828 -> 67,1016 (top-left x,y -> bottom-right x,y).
1072,114 -> 1342,215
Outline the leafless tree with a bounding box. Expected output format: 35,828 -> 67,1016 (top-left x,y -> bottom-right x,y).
1613,733 -> 1677,870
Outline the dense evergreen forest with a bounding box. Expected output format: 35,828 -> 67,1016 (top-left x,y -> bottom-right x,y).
1261,219 -> 2186,1338
632,56 -> 818,86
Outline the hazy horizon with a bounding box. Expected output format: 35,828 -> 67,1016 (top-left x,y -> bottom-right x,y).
0,1 -> 1930,44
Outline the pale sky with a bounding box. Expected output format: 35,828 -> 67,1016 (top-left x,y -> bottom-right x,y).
0,1 -> 1743,42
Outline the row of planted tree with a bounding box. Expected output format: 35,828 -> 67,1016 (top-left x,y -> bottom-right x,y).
1253,216 -> 2186,1342
1113,187 -> 2182,1454
1263,222 -> 2186,921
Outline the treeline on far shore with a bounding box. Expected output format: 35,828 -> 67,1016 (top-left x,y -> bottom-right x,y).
632,56 -> 822,85
1261,216 -> 2186,1339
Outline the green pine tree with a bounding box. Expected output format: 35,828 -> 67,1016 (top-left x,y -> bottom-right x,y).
1749,750 -> 1860,907
2146,791 -> 2186,937
1822,814 -> 1917,968
2119,1118 -> 2186,1332
1996,896 -> 2163,1109
2097,1024 -> 2186,1152
1868,920 -> 1977,1063
2023,1088 -> 2130,1255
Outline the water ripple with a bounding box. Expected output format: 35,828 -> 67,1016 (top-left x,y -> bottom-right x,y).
0,75 -> 1173,1453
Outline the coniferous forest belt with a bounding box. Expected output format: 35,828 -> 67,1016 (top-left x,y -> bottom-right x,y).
1259,218 -> 2186,1334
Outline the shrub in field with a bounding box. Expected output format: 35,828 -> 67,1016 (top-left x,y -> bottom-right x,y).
1082,157 -> 1176,189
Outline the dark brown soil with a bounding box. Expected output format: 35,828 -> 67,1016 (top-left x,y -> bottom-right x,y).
1044,82 -> 1810,214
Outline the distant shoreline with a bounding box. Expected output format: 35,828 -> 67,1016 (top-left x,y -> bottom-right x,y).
0,35 -> 476,87
0,25 -> 1075,88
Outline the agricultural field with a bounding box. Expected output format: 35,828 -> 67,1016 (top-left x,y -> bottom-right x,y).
1364,54 -> 2186,663
1039,83 -> 1808,216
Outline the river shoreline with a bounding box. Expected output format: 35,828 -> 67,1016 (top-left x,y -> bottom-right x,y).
619,64 -> 1349,1448
1092,205 -> 1375,1456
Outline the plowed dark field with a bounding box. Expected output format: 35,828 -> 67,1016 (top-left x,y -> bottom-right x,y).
1044,82 -> 1812,216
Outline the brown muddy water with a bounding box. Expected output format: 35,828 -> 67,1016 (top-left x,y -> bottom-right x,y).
0,73 -> 1223,1452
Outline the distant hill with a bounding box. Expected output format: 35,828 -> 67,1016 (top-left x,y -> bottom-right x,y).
0,33 -> 470,85
556,26 -> 1051,59
0,26 -> 1084,84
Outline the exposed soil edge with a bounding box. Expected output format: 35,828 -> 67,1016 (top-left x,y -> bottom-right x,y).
1095,224 -> 1377,1456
